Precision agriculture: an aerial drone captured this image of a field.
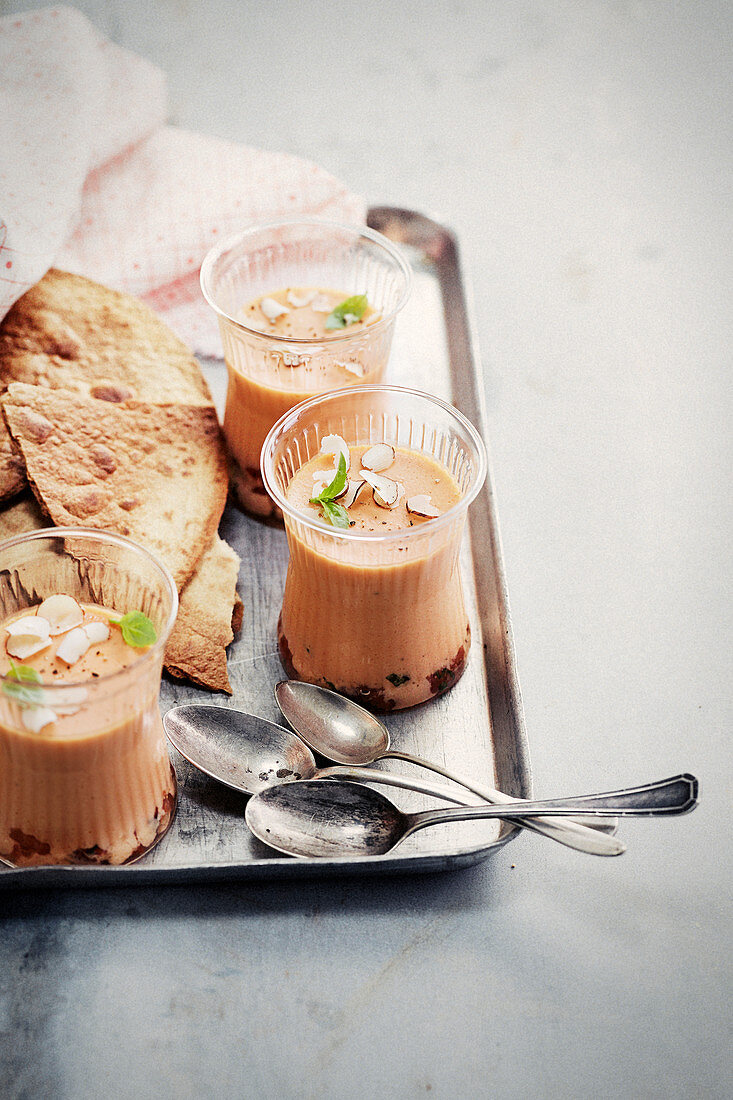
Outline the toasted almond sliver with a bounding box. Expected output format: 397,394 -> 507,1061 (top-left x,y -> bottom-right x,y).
5,615 -> 52,659
360,443 -> 395,472
311,475 -> 332,497
386,481 -> 406,509
56,626 -> 91,666
341,479 -> 368,509
362,471 -> 401,508
406,494 -> 441,518
83,621 -> 110,645
259,296 -> 290,323
6,635 -> 51,660
6,615 -> 51,639
319,434 -> 351,475
37,594 -> 84,635
286,289 -> 317,308
53,685 -> 89,716
21,706 -> 57,733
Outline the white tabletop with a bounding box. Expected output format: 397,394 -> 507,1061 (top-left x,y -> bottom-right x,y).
2,3 -> 731,1098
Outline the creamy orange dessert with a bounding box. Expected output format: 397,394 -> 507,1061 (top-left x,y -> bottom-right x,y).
279,436 -> 471,710
223,287 -> 389,515
0,594 -> 176,866
242,288 -> 379,341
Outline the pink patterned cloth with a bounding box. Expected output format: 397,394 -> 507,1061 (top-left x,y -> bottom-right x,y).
0,6 -> 366,357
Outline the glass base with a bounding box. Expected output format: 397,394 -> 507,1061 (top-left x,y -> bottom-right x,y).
0,765 -> 178,868
278,615 -> 470,711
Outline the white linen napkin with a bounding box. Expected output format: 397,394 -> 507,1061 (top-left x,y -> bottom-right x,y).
0,5 -> 366,357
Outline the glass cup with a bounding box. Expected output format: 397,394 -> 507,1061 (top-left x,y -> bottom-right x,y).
261,385 -> 488,710
0,528 -> 178,867
200,218 -> 412,516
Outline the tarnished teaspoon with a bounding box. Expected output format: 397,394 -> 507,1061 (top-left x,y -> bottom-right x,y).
245,775 -> 698,859
274,680 -> 619,853
163,704 -> 626,855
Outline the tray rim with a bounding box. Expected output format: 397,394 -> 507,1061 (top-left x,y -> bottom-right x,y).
0,206 -> 531,890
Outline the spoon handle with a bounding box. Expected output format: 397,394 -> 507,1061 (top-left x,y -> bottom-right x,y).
383,749 -> 618,836
401,773 -> 698,839
317,765 -> 626,856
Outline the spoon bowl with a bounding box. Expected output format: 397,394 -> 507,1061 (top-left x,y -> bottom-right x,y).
164,705 -> 317,795
275,680 -> 390,766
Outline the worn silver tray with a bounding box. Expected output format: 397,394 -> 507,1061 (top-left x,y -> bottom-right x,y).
0,207 -> 530,889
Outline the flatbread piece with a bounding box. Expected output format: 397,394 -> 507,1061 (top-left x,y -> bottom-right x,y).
165,534 -> 242,693
2,383 -> 228,590
0,269 -> 214,501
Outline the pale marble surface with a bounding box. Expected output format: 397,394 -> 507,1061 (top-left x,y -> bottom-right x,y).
1,2 -> 730,1098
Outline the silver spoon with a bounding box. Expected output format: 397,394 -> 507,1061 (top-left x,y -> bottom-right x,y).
274,680 -> 619,855
164,704 -> 625,856
245,775 -> 698,859
164,703 -> 522,808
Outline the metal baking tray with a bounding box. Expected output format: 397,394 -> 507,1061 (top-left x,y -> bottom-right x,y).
0,207 -> 530,889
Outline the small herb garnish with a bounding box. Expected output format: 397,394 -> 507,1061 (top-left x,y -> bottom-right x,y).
108,610 -> 157,648
309,452 -> 350,528
3,660 -> 44,707
387,673 -> 410,687
325,294 -> 369,330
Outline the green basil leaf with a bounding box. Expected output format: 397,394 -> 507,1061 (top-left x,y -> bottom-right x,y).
3,661 -> 44,707
109,610 -> 157,648
318,500 -> 351,528
309,452 -> 348,506
325,294 -> 369,330
323,452 -> 348,499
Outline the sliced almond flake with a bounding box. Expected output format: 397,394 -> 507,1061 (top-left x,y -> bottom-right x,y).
5,615 -> 52,659
406,494 -> 441,518
319,434 -> 351,474
6,615 -> 51,639
362,470 -> 402,508
360,443 -> 395,472
22,706 -> 57,733
341,479 -> 368,509
55,626 -> 91,666
6,636 -> 51,659
259,296 -> 290,323
338,360 -> 366,378
311,472 -> 349,500
37,594 -> 84,635
83,621 -> 110,645
286,289 -> 318,308
310,294 -> 334,313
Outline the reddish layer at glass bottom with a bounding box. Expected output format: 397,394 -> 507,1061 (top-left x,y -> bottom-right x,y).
278,615 -> 470,712
1,766 -> 177,868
